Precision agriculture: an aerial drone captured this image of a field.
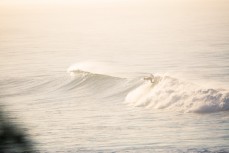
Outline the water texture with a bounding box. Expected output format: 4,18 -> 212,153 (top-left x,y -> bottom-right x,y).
0,0 -> 229,152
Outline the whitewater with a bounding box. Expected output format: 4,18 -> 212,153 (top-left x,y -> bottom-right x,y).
1,0 -> 229,152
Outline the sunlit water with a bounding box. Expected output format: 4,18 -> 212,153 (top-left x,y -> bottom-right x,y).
0,1 -> 229,152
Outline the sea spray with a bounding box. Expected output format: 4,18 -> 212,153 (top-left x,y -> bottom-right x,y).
125,76 -> 229,113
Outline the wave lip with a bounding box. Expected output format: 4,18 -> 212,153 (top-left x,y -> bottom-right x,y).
67,61 -> 118,77
125,76 -> 229,113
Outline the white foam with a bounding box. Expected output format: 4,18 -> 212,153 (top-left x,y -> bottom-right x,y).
125,75 -> 229,113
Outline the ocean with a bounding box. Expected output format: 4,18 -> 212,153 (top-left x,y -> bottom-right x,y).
0,0 -> 229,152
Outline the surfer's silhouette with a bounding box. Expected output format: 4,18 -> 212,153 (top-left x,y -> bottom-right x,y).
143,74 -> 154,83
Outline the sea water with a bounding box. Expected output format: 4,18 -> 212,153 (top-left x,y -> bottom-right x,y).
0,0 -> 229,152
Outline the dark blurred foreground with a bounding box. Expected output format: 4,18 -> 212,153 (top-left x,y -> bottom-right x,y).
0,106 -> 35,153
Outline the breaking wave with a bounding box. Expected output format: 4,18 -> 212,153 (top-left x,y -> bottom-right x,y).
68,65 -> 229,113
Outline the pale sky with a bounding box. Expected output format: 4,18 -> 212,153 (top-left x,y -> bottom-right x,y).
0,0 -> 125,5
1,0 -> 229,7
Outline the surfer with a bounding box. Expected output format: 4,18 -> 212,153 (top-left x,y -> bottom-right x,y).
143,74 -> 154,83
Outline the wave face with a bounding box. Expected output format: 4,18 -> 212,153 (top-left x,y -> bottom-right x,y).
67,65 -> 229,113
66,68 -> 141,99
